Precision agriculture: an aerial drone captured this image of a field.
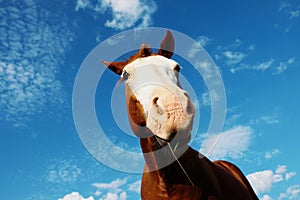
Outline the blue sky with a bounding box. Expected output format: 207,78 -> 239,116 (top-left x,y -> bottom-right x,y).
0,0 -> 300,199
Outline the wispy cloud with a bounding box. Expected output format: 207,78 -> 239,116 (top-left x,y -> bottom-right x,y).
250,113 -> 280,125
197,36 -> 213,47
223,51 -> 247,65
0,0 -> 74,127
290,10 -> 300,19
277,2 -> 300,32
225,114 -> 242,127
200,92 -> 211,107
264,149 -> 280,159
75,0 -> 157,30
194,60 -> 222,83
248,44 -> 255,51
93,178 -> 127,190
273,57 -> 296,75
214,38 -> 295,75
229,57 -> 295,75
75,0 -> 91,11
279,1 -> 300,19
278,2 -> 290,12
229,59 -> 274,74
247,165 -> 296,197
200,125 -> 253,160
214,39 -> 246,66
46,160 -> 82,183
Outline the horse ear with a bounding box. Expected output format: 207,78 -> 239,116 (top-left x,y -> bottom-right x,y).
101,60 -> 127,75
158,30 -> 174,59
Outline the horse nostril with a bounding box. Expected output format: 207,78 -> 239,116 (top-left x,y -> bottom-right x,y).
151,97 -> 164,115
152,97 -> 159,105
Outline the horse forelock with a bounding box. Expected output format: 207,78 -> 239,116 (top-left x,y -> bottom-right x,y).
127,45 -> 155,64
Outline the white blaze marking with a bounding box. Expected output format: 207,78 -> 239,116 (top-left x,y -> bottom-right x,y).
123,55 -> 194,140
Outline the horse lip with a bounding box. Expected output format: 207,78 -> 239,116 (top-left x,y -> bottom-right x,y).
154,135 -> 171,147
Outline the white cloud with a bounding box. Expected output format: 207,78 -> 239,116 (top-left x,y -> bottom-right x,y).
247,170 -> 275,194
278,185 -> 300,200
0,0 -> 74,127
100,192 -> 118,200
247,165 -> 297,196
91,178 -> 141,200
119,191 -> 127,200
58,192 -> 94,200
128,180 -> 141,193
76,0 -> 157,30
99,191 -> 127,200
200,126 -> 252,159
94,190 -> 102,196
285,172 -> 296,180
276,165 -> 287,174
262,194 -> 273,200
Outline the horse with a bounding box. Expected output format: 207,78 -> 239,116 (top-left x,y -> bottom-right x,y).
102,30 -> 258,200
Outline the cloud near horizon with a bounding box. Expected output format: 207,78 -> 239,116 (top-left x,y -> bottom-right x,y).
58,192 -> 94,200
58,178 -> 141,200
247,165 -> 297,199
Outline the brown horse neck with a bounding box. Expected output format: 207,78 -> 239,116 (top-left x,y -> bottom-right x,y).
139,137 -> 220,198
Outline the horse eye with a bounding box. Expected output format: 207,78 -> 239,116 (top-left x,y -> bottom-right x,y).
174,64 -> 181,72
121,70 -> 130,80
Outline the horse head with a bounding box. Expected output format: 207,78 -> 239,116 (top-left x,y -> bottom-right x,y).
102,31 -> 195,149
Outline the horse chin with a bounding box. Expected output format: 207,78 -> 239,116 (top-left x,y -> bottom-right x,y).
154,131 -> 191,150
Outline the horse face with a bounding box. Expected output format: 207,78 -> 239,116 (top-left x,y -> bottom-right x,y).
123,55 -> 195,142
102,30 -> 195,144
